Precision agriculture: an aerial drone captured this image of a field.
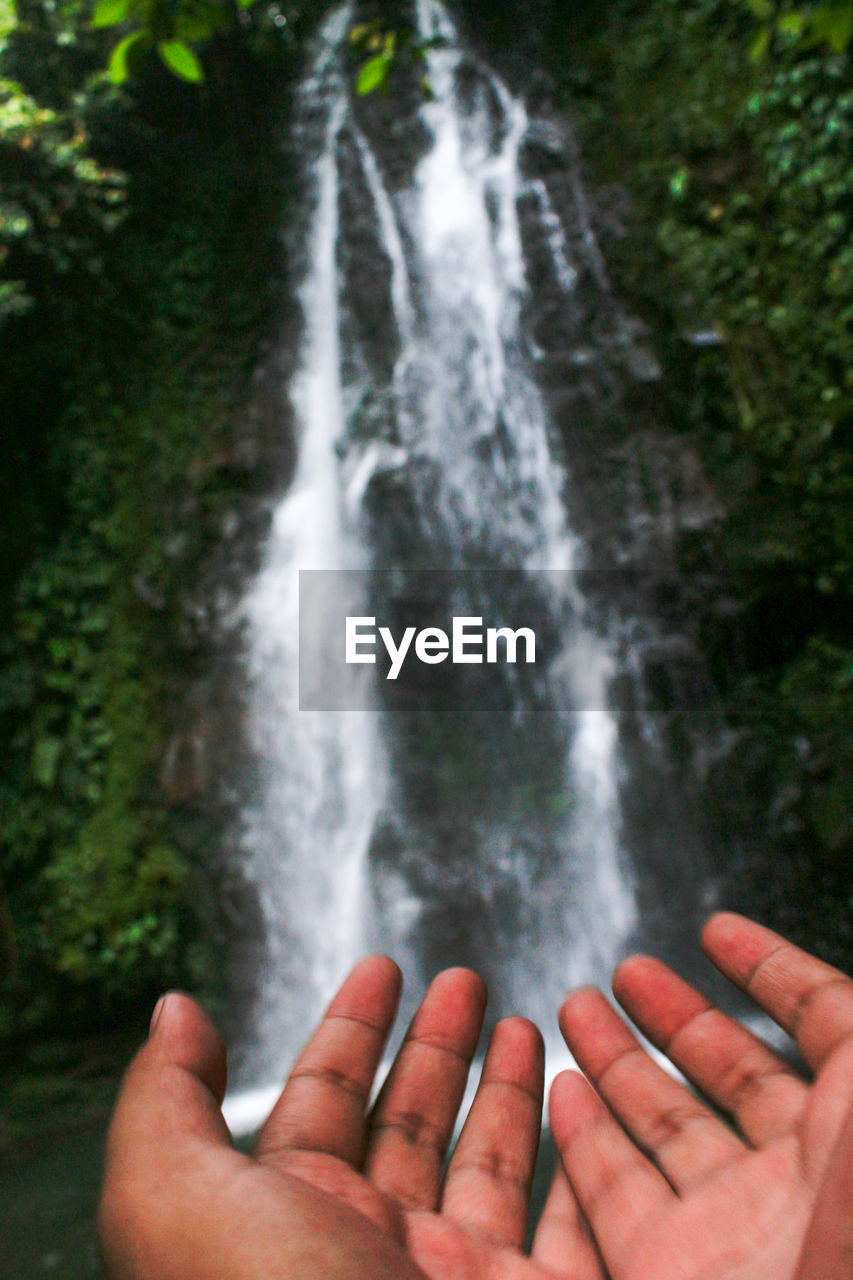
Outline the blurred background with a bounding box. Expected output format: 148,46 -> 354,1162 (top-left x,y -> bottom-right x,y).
1,0 -> 851,1275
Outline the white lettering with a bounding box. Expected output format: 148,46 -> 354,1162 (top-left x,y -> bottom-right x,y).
346,617 -> 376,663
453,616 -> 483,664
379,625 -> 416,681
415,627 -> 450,664
486,626 -> 536,664
344,616 -> 536,678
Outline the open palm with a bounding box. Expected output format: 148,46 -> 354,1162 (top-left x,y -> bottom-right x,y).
257,957 -> 612,1280
100,956 -> 594,1280
100,913 -> 853,1280
551,912 -> 853,1280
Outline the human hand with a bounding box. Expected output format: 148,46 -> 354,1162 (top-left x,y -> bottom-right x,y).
550,911 -> 853,1280
99,956 -> 601,1280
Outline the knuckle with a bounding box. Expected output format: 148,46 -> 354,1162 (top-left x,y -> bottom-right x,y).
645,1103 -> 704,1150
289,1063 -> 365,1100
792,976 -> 853,1036
453,1147 -> 530,1189
374,1108 -> 446,1151
718,1054 -> 795,1113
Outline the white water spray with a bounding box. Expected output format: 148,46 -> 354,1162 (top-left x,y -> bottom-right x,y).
229,0 -> 636,1119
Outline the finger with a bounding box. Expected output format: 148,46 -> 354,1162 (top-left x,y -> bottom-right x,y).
613,954 -> 808,1147
100,994 -> 238,1262
440,1016 -> 543,1249
530,1160 -> 607,1280
108,993 -> 231,1155
799,1034 -> 853,1187
365,967 -> 486,1212
255,955 -> 401,1166
702,912 -> 853,1071
795,1104 -> 853,1280
560,986 -> 744,1191
550,1070 -> 673,1276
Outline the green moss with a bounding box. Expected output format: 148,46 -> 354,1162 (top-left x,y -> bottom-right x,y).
552,0 -> 853,923
566,0 -> 853,590
0,49 -> 289,1037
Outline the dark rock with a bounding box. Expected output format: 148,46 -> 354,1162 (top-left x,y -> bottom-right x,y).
160,725 -> 208,807
336,127 -> 399,385
131,572 -> 166,612
519,119 -> 566,175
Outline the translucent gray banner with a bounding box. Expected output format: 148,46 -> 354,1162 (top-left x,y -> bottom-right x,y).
297,568 -> 654,712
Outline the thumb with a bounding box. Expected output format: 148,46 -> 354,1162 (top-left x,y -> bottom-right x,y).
107,991 -> 231,1157
147,991 -> 229,1117
99,993 -> 234,1275
795,1104 -> 853,1280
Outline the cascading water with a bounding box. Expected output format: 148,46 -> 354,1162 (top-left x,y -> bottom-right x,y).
235,7 -> 388,1088
228,0 -> 644,1115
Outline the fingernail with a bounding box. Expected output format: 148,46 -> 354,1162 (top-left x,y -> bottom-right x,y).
149,993 -> 171,1037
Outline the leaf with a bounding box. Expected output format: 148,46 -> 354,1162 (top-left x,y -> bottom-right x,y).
668,165 -> 689,198
0,0 -> 17,37
776,10 -> 805,34
348,21 -> 375,46
748,24 -> 771,60
357,52 -> 391,95
745,0 -> 772,17
158,39 -> 204,82
808,2 -> 853,51
32,737 -> 62,789
825,3 -> 853,50
107,29 -> 150,82
47,637 -> 72,664
92,0 -> 132,29
237,0 -> 259,8
0,278 -> 32,318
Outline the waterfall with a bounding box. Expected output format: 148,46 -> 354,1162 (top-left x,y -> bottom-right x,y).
235,5 -> 387,1087
226,0 -> 639,1118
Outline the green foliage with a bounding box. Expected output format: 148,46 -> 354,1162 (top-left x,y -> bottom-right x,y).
746,0 -> 853,60
95,0 -> 234,83
568,0 -> 853,592
780,637 -> 853,851
350,20 -> 397,95
157,38 -> 204,82
0,74 -> 127,324
43,837 -> 187,992
348,17 -> 443,98
93,0 -> 308,84
560,0 -> 853,886
1,409 -> 205,1031
106,28 -> 148,80
0,0 -> 293,1036
0,518 -> 197,1020
92,0 -> 133,29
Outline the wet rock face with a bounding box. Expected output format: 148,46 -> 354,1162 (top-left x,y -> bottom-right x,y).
198,6 -> 837,1063
452,0 -> 556,89
509,102 -> 820,961
337,127 -> 399,385
363,454 -> 448,566
328,24 -> 777,964
510,99 -> 845,949
348,0 -> 433,191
